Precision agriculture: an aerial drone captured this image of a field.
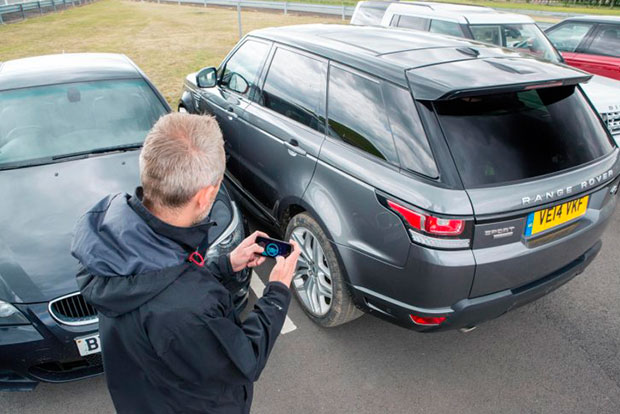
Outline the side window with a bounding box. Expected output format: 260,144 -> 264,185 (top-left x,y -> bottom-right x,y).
389,14 -> 400,27
397,15 -> 429,31
383,84 -> 438,178
220,40 -> 270,98
546,22 -> 593,52
429,20 -> 463,37
470,25 -> 502,46
586,24 -> 620,58
260,48 -> 327,132
327,66 -> 397,163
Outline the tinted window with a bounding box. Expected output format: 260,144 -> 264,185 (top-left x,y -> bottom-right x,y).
435,86 -> 613,187
0,80 -> 167,168
429,20 -> 463,37
546,22 -> 593,52
327,67 -> 397,163
383,84 -> 438,178
586,24 -> 620,58
260,48 -> 327,132
397,15 -> 428,31
221,40 -> 270,97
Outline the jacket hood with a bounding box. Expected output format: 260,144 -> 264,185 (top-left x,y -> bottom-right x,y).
71,193 -> 186,277
71,191 -> 215,317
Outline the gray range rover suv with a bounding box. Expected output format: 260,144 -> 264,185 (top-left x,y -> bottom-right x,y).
180,24 -> 619,331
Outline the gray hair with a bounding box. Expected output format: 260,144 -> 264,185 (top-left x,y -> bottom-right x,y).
139,113 -> 226,209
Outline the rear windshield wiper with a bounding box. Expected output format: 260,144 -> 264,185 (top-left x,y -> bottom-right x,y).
52,143 -> 143,161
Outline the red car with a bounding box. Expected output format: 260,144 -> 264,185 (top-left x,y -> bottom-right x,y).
546,16 -> 620,80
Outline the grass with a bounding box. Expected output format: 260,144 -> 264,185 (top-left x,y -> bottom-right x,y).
0,0 -> 338,104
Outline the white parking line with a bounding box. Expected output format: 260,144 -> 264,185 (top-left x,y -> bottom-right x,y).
250,271 -> 297,335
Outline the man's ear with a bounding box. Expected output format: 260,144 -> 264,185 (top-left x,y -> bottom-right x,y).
196,183 -> 220,210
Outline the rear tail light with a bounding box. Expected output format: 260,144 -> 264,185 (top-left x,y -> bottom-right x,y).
384,199 -> 471,249
409,314 -> 447,326
388,200 -> 465,236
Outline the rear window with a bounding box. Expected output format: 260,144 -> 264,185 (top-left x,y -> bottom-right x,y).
435,86 -> 614,187
396,15 -> 428,31
350,4 -> 387,26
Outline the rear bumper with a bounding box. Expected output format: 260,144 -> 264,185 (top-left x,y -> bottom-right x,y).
352,240 -> 601,332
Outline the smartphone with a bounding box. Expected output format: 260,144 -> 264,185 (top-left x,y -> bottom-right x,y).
256,236 -> 292,258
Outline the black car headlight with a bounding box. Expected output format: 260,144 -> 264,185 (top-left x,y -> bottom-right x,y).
207,201 -> 244,259
0,300 -> 30,326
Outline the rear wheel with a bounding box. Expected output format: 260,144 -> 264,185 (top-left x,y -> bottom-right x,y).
285,213 -> 362,327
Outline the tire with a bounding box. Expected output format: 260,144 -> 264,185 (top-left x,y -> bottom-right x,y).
285,213 -> 362,327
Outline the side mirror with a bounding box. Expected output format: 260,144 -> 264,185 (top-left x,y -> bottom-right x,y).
196,67 -> 217,88
228,73 -> 250,95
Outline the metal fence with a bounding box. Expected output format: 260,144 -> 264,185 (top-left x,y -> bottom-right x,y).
153,0 -> 355,19
0,0 -> 96,24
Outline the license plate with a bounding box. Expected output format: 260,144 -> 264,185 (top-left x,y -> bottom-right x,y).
75,333 -> 101,356
525,195 -> 589,237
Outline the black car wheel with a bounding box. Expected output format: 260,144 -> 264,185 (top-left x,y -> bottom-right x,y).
285,213 -> 362,327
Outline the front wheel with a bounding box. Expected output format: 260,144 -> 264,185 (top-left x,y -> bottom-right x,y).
285,213 -> 362,327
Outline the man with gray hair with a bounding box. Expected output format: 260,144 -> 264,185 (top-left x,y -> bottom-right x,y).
71,113 -> 300,414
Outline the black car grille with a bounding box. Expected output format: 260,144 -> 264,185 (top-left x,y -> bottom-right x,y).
49,292 -> 98,326
28,354 -> 103,382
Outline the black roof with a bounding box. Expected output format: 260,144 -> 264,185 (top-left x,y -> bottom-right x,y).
250,24 -> 592,100
0,53 -> 143,91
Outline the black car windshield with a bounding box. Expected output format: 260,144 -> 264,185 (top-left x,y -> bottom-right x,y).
0,79 -> 167,168
469,23 -> 562,63
435,85 -> 614,187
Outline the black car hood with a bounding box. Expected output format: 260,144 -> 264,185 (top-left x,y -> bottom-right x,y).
0,151 -> 141,303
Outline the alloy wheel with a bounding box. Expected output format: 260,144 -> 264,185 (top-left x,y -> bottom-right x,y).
291,227 -> 333,316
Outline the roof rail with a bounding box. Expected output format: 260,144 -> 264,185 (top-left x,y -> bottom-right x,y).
406,2 -> 436,10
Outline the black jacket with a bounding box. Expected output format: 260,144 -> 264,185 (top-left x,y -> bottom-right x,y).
71,190 -> 291,414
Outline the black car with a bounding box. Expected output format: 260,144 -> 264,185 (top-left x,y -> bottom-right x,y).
0,53 -> 248,390
180,24 -> 618,332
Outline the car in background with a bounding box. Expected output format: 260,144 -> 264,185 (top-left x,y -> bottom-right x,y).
0,53 -> 248,390
180,24 -> 619,333
545,16 -> 620,81
377,1 -> 620,143
350,0 -> 398,26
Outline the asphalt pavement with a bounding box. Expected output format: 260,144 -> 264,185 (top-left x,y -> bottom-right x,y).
2,209 -> 619,413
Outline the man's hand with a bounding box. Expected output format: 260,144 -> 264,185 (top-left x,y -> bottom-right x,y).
268,240 -> 301,288
229,231 -> 269,272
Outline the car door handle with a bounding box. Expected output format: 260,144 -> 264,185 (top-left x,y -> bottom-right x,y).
284,140 -> 307,156
226,106 -> 238,120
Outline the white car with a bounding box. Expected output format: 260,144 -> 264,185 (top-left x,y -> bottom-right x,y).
582,75 -> 620,144
362,1 -> 620,143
